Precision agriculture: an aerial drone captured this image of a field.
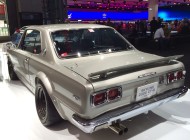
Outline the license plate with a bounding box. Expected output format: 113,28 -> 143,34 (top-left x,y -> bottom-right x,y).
136,82 -> 158,101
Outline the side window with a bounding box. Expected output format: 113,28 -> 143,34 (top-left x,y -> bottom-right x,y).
20,30 -> 41,54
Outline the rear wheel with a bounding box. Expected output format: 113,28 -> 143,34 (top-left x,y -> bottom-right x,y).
35,81 -> 62,126
8,60 -> 18,80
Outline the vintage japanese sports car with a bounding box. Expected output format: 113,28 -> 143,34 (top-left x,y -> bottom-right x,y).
6,24 -> 188,135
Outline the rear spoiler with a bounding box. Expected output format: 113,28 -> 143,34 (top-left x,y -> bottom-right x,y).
88,55 -> 183,79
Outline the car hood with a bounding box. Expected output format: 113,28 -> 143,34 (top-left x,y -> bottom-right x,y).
60,50 -> 165,80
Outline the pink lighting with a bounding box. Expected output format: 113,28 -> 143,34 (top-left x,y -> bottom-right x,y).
67,0 -> 190,11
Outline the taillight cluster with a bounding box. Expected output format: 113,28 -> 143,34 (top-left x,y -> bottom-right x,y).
91,87 -> 122,106
167,70 -> 185,84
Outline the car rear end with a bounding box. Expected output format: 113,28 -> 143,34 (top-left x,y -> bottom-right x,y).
48,24 -> 187,134
71,54 -> 187,134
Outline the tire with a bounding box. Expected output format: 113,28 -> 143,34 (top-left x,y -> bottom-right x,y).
35,81 -> 62,126
8,60 -> 18,80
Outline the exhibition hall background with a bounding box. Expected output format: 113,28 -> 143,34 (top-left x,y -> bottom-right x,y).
0,0 -> 190,36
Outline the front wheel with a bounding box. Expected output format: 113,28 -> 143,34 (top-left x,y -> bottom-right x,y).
35,82 -> 62,126
8,60 -> 18,80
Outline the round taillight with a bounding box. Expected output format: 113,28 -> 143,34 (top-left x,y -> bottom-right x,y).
176,71 -> 183,80
167,73 -> 175,83
93,92 -> 107,106
107,88 -> 121,101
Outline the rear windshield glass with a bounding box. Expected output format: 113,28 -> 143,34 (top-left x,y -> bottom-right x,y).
51,28 -> 132,58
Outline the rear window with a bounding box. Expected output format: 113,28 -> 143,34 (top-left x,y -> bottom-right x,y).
51,28 -> 132,58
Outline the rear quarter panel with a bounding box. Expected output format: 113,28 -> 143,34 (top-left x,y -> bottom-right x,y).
28,29 -> 94,116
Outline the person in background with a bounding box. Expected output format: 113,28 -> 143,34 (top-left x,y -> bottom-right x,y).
150,17 -> 158,38
102,20 -> 106,25
163,24 -> 171,38
154,24 -> 166,49
64,18 -> 70,23
179,18 -> 190,35
97,20 -> 101,24
116,22 -> 123,35
106,18 -> 114,27
129,26 -> 138,38
174,19 -> 178,29
177,22 -> 184,33
94,20 -> 98,24
135,20 -> 140,32
157,17 -> 162,29
163,24 -> 171,48
139,20 -> 147,36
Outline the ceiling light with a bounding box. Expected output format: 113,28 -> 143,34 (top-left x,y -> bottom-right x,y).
149,8 -> 152,11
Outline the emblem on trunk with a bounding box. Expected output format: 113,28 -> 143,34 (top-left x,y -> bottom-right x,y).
138,72 -> 156,78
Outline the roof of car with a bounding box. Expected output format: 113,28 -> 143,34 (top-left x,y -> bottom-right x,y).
28,24 -> 111,31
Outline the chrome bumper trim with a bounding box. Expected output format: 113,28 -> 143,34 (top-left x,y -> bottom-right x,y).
72,86 -> 188,133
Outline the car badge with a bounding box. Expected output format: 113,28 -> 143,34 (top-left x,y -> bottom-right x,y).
138,72 -> 156,78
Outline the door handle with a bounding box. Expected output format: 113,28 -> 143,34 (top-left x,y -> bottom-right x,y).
24,58 -> 29,62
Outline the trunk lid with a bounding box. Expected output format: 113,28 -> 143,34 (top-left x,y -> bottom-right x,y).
60,50 -> 182,81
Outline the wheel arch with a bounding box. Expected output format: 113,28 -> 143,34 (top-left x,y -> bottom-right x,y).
6,54 -> 18,80
35,72 -> 53,95
7,55 -> 12,65
35,72 -> 66,119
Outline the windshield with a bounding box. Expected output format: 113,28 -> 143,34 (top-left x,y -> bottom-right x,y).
51,28 -> 132,58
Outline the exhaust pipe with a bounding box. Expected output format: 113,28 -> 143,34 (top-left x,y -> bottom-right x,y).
119,124 -> 128,133
108,124 -> 123,135
108,123 -> 128,135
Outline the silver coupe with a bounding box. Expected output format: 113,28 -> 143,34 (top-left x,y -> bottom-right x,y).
6,24 -> 188,135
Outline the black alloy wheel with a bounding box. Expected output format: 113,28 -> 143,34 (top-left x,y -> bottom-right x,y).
35,82 -> 62,126
8,60 -> 18,80
36,86 -> 47,121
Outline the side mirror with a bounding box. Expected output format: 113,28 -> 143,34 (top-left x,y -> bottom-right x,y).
6,42 -> 13,49
2,42 -> 15,52
6,42 -> 16,49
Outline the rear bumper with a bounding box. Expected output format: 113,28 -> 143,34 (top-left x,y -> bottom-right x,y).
72,86 -> 188,133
